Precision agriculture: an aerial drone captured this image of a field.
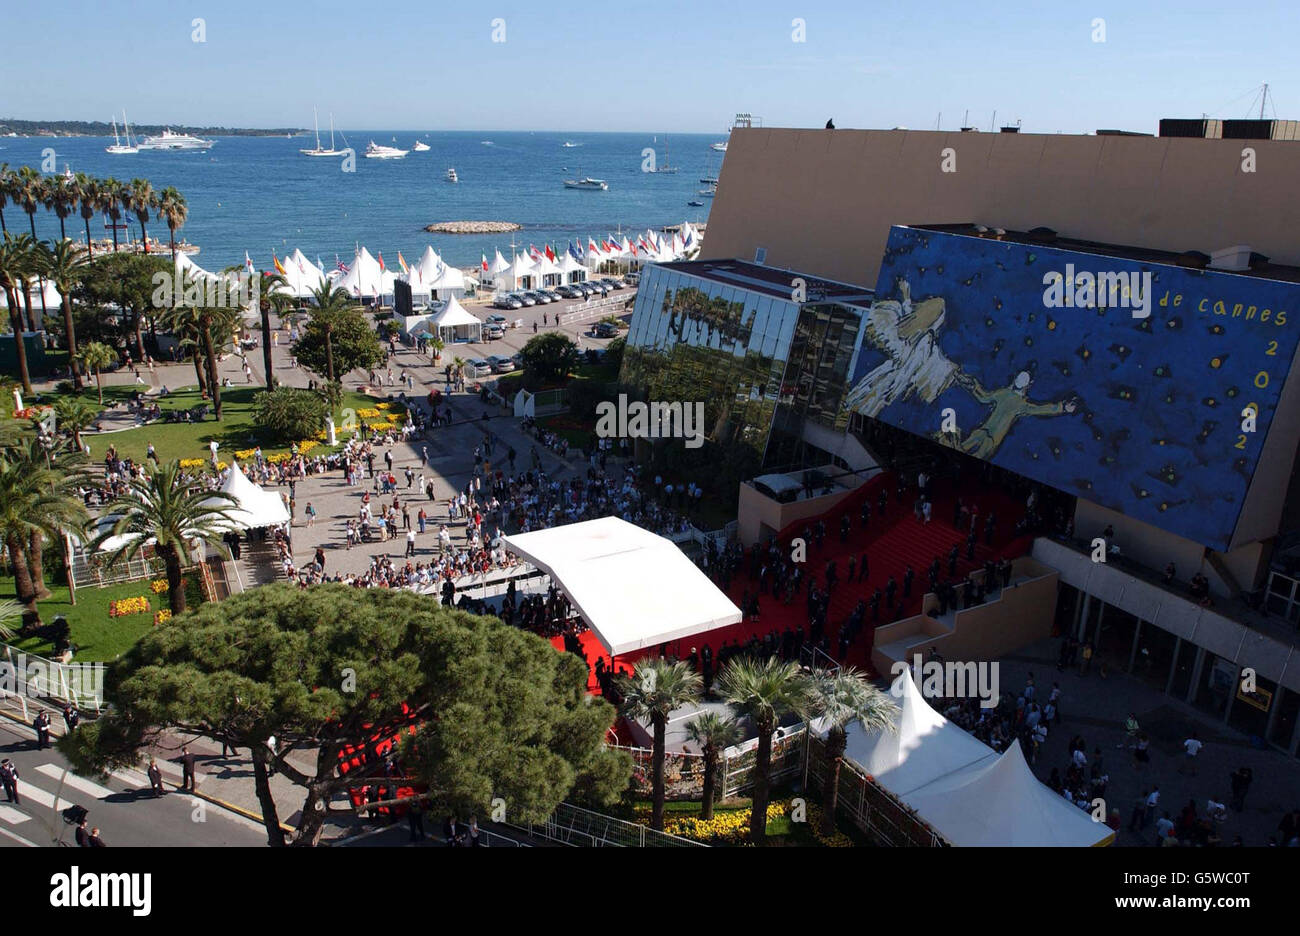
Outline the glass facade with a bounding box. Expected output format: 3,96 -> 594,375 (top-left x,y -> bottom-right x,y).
620,263 -> 865,469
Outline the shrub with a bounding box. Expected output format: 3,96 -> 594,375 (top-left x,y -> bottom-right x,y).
252,387 -> 327,443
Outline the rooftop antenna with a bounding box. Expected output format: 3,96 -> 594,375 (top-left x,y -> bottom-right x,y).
1260,82 -> 1270,119
935,112 -> 941,130
991,110 -> 997,132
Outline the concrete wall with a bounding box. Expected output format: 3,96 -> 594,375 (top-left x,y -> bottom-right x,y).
707,128 -> 1300,289
736,480 -> 854,546
871,557 -> 1059,673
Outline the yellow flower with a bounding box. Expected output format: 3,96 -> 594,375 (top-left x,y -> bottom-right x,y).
150,579 -> 169,594
179,458 -> 205,469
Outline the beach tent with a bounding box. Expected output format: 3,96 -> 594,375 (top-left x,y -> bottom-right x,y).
403,246 -> 444,301
904,741 -> 1115,847
842,668 -> 997,796
505,252 -> 540,291
203,460 -> 291,531
504,516 -> 742,657
175,251 -> 220,284
427,259 -> 468,298
427,295 -> 482,343
487,249 -> 512,290
0,277 -> 61,310
530,253 -> 562,288
275,248 -> 327,298
557,252 -> 589,284
335,246 -> 388,300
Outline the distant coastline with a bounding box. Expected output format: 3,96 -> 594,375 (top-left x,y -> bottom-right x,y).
0,118 -> 303,138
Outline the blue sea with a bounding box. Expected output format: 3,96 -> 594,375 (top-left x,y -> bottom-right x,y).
0,131 -> 720,272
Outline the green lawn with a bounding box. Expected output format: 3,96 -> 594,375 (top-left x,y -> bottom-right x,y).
40,384 -> 387,466
1,574 -> 203,662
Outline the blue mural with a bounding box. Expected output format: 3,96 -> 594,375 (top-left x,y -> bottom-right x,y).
848,226 -> 1300,549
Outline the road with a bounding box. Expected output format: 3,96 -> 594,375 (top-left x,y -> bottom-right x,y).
0,715 -> 269,848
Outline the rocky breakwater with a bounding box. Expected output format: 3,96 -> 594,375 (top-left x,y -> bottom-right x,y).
423,221 -> 521,234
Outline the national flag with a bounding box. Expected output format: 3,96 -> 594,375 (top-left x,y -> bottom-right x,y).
683,230 -> 694,248
296,255 -> 305,274
377,252 -> 386,272
545,243 -> 556,262
529,244 -> 542,260
317,255 -> 326,272
588,237 -> 599,255
397,251 -> 409,274
244,251 -> 255,275
481,253 -> 489,272
337,257 -> 348,273
272,253 -> 287,276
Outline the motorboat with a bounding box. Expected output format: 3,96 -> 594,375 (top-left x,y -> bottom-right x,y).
564,177 -> 608,191
699,176 -> 718,184
137,128 -> 215,150
446,168 -> 458,182
105,112 -> 138,154
301,109 -> 346,156
413,140 -> 430,152
687,200 -> 704,207
364,140 -> 408,159
562,141 -> 581,148
710,140 -> 728,152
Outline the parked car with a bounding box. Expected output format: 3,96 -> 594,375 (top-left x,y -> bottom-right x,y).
485,313 -> 508,325
524,290 -> 551,305
466,359 -> 494,378
482,323 -> 505,340
514,292 -> 536,307
555,284 -> 580,298
624,273 -> 640,286
600,278 -> 622,290
592,321 -> 620,338
493,294 -> 522,310
510,351 -> 524,368
539,289 -> 561,302
589,282 -> 609,297
487,354 -> 515,373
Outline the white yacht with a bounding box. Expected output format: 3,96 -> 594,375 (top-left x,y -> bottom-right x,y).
564,177 -> 608,191
413,140 -> 430,152
562,141 -> 581,148
446,168 -> 458,182
699,184 -> 717,197
137,128 -> 215,150
301,109 -> 345,156
710,140 -> 728,152
105,112 -> 138,154
364,140 -> 408,159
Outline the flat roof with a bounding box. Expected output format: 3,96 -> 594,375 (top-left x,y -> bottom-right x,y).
909,223 -> 1300,285
503,516 -> 742,657
653,258 -> 874,304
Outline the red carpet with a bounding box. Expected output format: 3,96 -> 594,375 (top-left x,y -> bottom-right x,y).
554,471 -> 1034,693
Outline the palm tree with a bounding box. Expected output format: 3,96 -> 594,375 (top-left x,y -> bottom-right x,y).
309,282 -> 353,383
165,300 -> 237,420
718,656 -> 811,845
127,178 -> 157,253
51,396 -> 99,451
77,341 -> 117,404
0,233 -> 36,394
0,162 -> 13,235
805,668 -> 898,836
99,178 -> 126,252
0,439 -> 90,624
156,186 -> 187,261
43,174 -> 77,242
15,166 -> 44,240
161,303 -> 209,395
72,173 -> 100,258
617,660 -> 702,830
91,461 -> 237,615
685,711 -> 741,820
44,238 -> 88,387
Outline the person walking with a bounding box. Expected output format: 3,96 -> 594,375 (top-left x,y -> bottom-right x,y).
88,827 -> 107,847
1180,731 -> 1203,775
406,528 -> 417,558
75,816 -> 91,847
0,759 -> 18,804
305,502 -> 317,527
62,703 -> 80,732
1230,766 -> 1253,811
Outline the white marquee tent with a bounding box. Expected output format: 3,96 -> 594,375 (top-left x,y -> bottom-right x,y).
335,246 -> 396,300
204,460 -> 291,531
275,249 -> 328,298
503,516 -> 742,657
426,295 -> 482,343
557,252 -> 589,284
839,669 -> 1113,846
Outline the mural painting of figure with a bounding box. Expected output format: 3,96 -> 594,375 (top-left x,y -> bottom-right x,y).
947,370 -> 1077,459
845,279 -> 960,416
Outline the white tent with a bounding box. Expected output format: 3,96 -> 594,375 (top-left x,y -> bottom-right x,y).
402,246 -> 443,301
427,295 -> 482,343
557,252 -> 589,284
487,249 -> 512,288
175,251 -> 219,284
843,668 -> 997,795
505,252 -> 540,291
530,253 -> 562,287
904,740 -> 1114,847
842,669 -> 1112,846
204,460 -> 291,531
335,246 -> 391,300
0,277 -> 61,310
275,248 -> 327,298
504,516 -> 742,657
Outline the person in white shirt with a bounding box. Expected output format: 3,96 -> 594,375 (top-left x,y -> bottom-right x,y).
1180,732 -> 1203,776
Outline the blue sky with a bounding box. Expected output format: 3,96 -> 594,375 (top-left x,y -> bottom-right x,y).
4,0 -> 1297,133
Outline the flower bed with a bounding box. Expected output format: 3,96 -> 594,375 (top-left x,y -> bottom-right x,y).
149,579 -> 169,594
154,609 -> 172,625
109,596 -> 151,617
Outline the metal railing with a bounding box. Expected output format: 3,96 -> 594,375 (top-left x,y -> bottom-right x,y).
0,643 -> 104,712
560,291 -> 634,326
69,552 -> 167,589
508,802 -> 704,847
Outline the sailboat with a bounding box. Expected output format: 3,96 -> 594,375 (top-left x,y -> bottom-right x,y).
301,108 -> 345,156
651,133 -> 679,173
105,112 -> 138,154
